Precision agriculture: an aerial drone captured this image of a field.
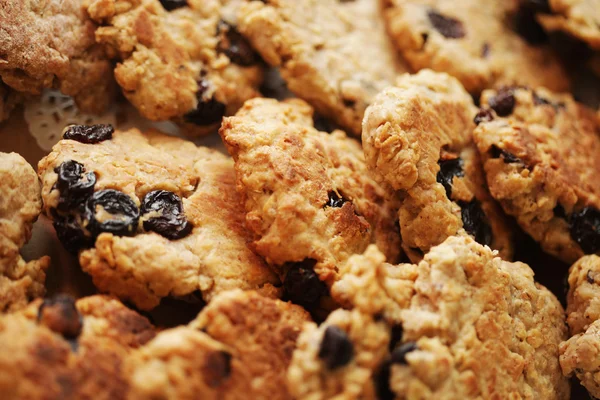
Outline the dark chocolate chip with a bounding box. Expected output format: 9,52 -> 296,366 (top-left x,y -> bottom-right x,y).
515,9 -> 548,45
459,200 -> 493,247
52,211 -> 93,253
183,80 -> 226,126
389,325 -> 403,352
283,259 -> 327,308
216,21 -> 259,66
488,88 -> 515,116
569,207 -> 600,254
141,190 -> 193,240
318,326 -> 354,369
159,0 -> 187,11
553,204 -> 567,219
374,360 -> 394,400
427,10 -> 465,39
587,270 -> 596,284
63,124 -> 114,144
473,108 -> 494,125
489,145 -> 521,164
38,295 -> 83,339
202,351 -> 232,387
390,341 -> 418,365
436,157 -> 464,198
54,160 -> 96,211
84,189 -> 140,237
325,191 -> 348,208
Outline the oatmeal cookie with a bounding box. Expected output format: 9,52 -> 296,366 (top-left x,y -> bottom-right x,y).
237,0 -> 408,135
382,0 -> 570,94
127,290 -> 310,400
287,308 -> 390,400
86,0 -> 263,134
0,152 -> 49,312
533,0 -> 600,50
0,0 -> 114,114
38,125 -> 280,310
363,70 -> 513,262
219,98 -> 401,311
559,255 -> 600,398
473,86 -> 600,264
0,295 -> 155,400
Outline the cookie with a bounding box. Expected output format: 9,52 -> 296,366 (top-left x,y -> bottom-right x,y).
559,254 -> 600,398
0,295 -> 155,400
38,125 -> 280,310
237,0 -> 408,135
473,86 -> 600,264
219,98 -> 402,311
127,290 -> 310,399
534,0 -> 600,50
0,0 -> 114,114
382,0 -> 570,94
287,308 -> 390,400
334,235 -> 569,399
86,0 -> 264,135
0,152 -> 50,312
362,70 -> 513,262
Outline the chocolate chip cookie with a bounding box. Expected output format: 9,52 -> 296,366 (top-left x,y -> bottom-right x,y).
473,86 -> 600,264
382,0 -> 570,94
534,0 -> 600,50
0,0 -> 114,114
362,70 -> 513,262
237,0 -> 408,135
0,295 -> 155,400
87,0 -> 264,135
38,125 -> 280,310
287,308 -> 390,399
219,98 -> 402,312
560,254 -> 600,398
0,152 -> 50,312
128,289 -> 310,400
333,235 -> 569,399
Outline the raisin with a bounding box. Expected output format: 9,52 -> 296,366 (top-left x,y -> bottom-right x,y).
459,200 -> 493,247
390,341 -> 418,365
515,9 -> 548,45
488,88 -> 515,116
216,21 -> 259,66
54,160 -> 96,210
52,212 -> 93,253
489,145 -> 521,164
141,190 -> 193,240
473,108 -> 494,125
202,351 -> 232,387
183,80 -> 226,126
436,157 -> 464,198
318,326 -> 354,369
427,10 -> 465,39
325,191 -> 348,208
283,259 -> 327,308
63,124 -> 114,144
38,295 -> 82,339
84,189 -> 140,237
569,207 -> 600,254
159,0 -> 187,11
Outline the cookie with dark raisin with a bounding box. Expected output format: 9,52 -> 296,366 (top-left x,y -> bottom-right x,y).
86,0 -> 264,135
381,0 -> 570,93
38,125 -> 280,310
332,236 -> 569,400
0,295 -> 155,399
287,308 -> 390,399
534,0 -> 600,50
219,98 -> 402,312
0,152 -> 50,313
473,86 -> 600,263
362,70 -> 513,262
237,0 -> 408,135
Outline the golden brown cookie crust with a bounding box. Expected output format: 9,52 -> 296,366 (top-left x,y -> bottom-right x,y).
38,127 -> 280,310
238,0 -> 408,135
538,0 -> 600,50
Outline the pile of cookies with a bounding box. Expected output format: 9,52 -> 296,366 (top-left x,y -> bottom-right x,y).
1,0 -> 600,399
